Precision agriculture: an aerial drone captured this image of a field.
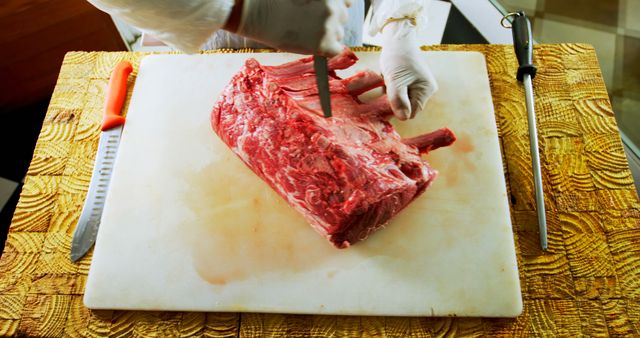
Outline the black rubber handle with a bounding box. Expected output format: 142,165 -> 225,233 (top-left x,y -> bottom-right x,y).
511,11 -> 537,81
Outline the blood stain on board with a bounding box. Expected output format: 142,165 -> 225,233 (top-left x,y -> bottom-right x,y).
453,132 -> 475,154
442,132 -> 476,187
179,139 -> 340,286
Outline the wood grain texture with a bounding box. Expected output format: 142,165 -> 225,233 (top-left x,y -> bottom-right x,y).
0,44 -> 638,337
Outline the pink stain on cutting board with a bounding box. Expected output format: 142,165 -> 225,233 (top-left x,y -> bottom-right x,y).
181,148 -> 340,286
440,132 -> 476,187
453,132 -> 475,154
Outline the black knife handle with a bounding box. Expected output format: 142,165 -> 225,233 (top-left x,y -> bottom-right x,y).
511,11 -> 537,81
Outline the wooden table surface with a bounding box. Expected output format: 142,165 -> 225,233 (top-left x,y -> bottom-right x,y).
1,44 -> 639,337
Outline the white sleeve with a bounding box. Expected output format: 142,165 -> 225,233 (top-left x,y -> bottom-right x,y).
88,0 -> 234,53
368,0 -> 430,36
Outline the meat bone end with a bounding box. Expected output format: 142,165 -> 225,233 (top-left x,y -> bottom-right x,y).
402,128 -> 457,154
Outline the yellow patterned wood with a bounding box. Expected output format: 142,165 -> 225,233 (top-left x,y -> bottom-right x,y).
0,44 -> 638,337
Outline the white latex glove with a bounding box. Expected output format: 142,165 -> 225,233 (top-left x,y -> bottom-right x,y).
237,0 -> 351,56
371,0 -> 438,120
380,23 -> 438,120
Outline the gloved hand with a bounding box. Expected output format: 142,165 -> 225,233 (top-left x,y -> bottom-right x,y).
370,0 -> 438,120
380,21 -> 438,120
237,0 -> 352,56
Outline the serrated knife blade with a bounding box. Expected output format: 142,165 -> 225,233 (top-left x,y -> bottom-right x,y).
70,127 -> 123,261
71,61 -> 133,262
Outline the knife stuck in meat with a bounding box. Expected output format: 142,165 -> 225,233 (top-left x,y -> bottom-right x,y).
313,55 -> 333,118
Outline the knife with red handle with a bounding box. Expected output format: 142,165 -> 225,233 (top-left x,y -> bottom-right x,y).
71,61 -> 133,262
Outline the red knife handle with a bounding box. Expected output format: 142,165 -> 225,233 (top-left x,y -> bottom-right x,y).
101,61 -> 133,131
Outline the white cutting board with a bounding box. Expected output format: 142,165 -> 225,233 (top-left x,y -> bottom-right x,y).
84,52 -> 522,317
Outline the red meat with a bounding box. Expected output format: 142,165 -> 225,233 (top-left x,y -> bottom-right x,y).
212,49 -> 455,248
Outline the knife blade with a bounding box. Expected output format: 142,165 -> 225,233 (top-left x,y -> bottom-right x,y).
70,61 -> 133,262
313,55 -> 332,118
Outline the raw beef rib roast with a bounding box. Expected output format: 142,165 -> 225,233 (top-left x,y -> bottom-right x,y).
211,49 -> 456,248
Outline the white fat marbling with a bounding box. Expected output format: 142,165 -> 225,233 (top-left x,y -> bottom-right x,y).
84,52 -> 522,317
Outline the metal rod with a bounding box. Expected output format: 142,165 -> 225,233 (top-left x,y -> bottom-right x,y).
523,74 -> 547,250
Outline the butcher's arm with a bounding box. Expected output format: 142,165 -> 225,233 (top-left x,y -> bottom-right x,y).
87,0 -> 349,56
369,0 -> 439,120
87,0 -> 234,53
